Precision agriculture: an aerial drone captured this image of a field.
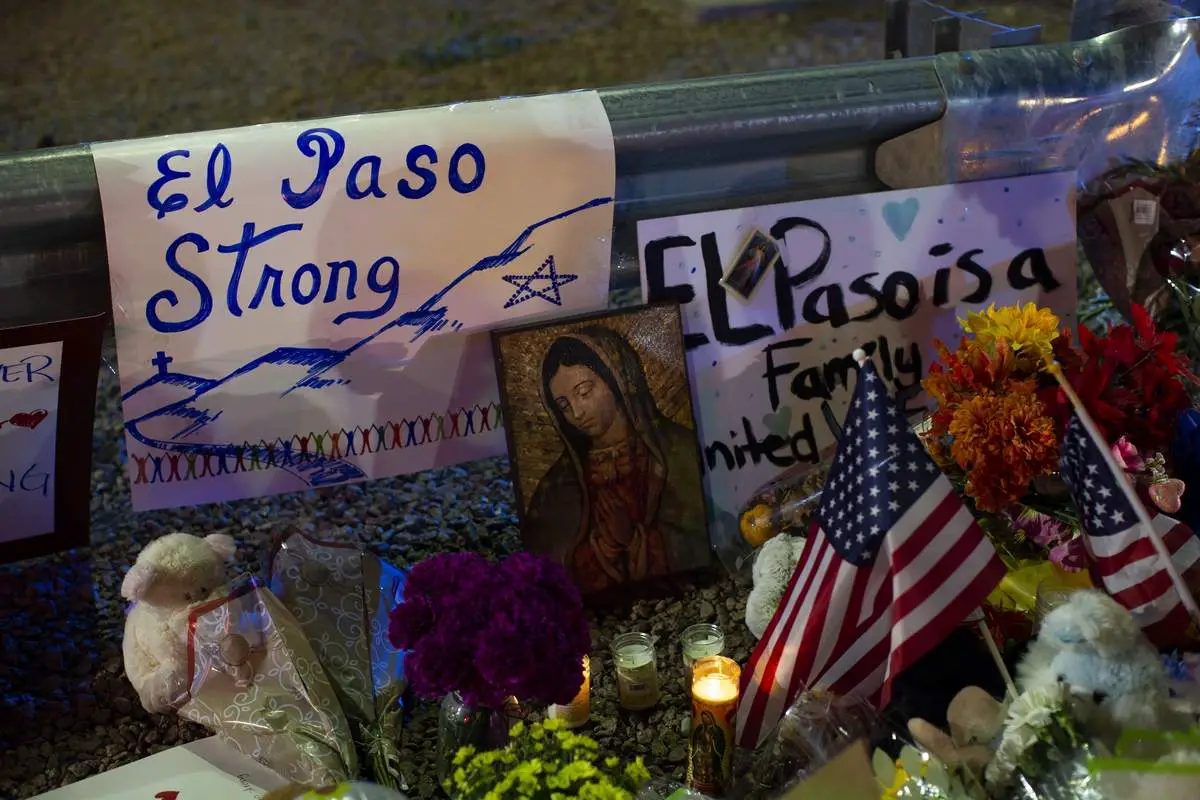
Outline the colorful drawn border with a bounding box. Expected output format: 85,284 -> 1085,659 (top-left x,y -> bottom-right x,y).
128,402 -> 503,486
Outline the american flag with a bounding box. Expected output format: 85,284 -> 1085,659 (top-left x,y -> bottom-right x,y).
735,361 -> 1005,749
1059,414 -> 1200,647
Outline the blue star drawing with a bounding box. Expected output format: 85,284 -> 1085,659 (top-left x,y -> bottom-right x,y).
502,255 -> 577,309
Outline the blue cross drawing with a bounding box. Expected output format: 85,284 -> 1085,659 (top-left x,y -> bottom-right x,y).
151,351 -> 173,375
502,255 -> 577,309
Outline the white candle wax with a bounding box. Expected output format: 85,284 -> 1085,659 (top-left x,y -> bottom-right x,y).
692,674 -> 739,704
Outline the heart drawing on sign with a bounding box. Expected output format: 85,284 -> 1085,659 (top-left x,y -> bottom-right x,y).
882,197 -> 920,242
7,409 -> 49,430
762,405 -> 792,438
155,792 -> 180,800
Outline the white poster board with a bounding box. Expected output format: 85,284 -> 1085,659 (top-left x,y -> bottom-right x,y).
93,92 -> 616,510
28,736 -> 286,799
636,172 -> 1078,544
0,341 -> 61,542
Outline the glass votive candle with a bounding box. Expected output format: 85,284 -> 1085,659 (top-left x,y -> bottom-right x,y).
549,655 -> 590,729
680,623 -> 725,669
687,655 -> 741,797
610,632 -> 660,711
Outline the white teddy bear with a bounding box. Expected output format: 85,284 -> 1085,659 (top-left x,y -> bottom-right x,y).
1017,589 -> 1178,732
745,534 -> 806,638
121,532 -> 237,713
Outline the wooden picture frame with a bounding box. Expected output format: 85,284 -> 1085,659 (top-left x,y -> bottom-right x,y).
0,313 -> 106,564
492,302 -> 712,599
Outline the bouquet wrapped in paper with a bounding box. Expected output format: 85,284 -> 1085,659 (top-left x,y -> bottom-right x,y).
268,533 -> 408,789
179,575 -> 357,786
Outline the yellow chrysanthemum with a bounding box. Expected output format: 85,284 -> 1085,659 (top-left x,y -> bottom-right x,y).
961,303 -> 1060,365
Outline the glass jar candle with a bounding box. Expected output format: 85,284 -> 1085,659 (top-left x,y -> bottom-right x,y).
687,655 -> 741,797
549,655 -> 590,729
680,623 -> 725,669
610,632 -> 660,711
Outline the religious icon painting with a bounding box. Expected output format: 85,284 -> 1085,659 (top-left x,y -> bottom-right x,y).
492,303 -> 712,596
720,228 -> 780,300
0,313 -> 106,564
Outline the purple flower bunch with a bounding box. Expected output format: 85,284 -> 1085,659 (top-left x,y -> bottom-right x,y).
388,551 -> 592,710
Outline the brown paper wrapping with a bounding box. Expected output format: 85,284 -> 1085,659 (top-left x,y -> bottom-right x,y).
178,577 -> 357,787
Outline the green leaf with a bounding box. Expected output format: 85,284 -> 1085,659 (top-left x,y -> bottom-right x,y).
899,745 -> 926,778
873,748 -> 897,787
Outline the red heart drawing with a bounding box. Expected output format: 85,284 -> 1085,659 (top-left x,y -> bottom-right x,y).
8,409 -> 48,430
155,792 -> 180,800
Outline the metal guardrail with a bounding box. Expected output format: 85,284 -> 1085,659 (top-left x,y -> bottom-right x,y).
0,60 -> 946,328
886,0 -> 1042,58
2,18 -> 1200,333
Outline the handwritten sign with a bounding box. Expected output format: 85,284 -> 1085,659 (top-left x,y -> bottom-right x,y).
93,92 -> 616,510
29,736 -> 286,799
637,172 -> 1078,546
0,341 -> 62,542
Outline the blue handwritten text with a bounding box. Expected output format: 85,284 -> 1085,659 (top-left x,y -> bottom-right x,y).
147,223 -> 401,333
1,355 -> 55,384
147,144 -> 235,219
0,462 -> 51,497
142,125 -> 486,335
280,127 -> 485,209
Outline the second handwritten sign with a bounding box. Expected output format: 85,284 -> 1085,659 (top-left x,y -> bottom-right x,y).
637,172 -> 1078,546
93,93 -> 616,511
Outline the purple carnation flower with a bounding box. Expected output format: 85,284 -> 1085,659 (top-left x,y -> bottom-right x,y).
387,551 -> 591,709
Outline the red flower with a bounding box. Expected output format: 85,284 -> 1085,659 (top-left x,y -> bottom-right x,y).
1049,304 -> 1195,453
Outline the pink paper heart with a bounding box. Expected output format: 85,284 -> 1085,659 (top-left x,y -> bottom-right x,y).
7,409 -> 48,430
1150,479 -> 1186,514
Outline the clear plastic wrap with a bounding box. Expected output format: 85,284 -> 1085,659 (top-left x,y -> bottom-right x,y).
268,532 -> 408,786
1088,729 -> 1200,799
729,689 -> 883,797
264,782 -> 413,800
736,463 -> 826,551
178,575 -> 357,787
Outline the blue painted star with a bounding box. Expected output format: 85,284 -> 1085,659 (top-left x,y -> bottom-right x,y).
502,255 -> 578,309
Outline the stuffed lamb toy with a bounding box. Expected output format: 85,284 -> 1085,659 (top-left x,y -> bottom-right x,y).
745,534 -> 806,638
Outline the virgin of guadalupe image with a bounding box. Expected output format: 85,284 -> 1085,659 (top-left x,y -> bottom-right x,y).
523,325 -> 706,594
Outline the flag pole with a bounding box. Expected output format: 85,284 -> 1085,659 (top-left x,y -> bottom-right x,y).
1046,360 -> 1200,628
853,349 -> 1018,698
975,614 -> 1017,699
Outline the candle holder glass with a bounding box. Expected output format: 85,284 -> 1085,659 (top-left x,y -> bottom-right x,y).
680,623 -> 725,669
610,632 -> 660,711
688,655 -> 741,797
549,655 -> 591,729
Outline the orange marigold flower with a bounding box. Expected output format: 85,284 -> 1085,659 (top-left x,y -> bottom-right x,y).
946,391 -> 1059,512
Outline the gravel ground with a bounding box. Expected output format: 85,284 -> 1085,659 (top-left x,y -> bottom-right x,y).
0,1 -> 1073,797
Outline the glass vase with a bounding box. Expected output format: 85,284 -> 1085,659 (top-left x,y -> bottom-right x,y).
436,692 -> 514,789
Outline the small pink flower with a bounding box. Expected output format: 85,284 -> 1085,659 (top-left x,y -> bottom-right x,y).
1049,536 -> 1087,572
1011,509 -> 1071,548
1112,437 -> 1145,472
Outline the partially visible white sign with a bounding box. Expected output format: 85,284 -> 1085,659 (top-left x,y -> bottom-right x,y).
28,736 -> 286,799
637,172 -> 1078,543
92,92 -> 616,510
0,341 -> 61,542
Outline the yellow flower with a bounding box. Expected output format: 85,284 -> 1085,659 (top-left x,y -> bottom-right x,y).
961,303 -> 1059,365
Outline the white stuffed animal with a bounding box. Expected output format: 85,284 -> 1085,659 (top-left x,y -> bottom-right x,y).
745,534 -> 806,638
121,532 -> 237,713
1017,590 -> 1178,732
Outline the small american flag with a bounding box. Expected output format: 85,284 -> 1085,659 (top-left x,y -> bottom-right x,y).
735,361 -> 1005,749
1060,414 -> 1200,646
